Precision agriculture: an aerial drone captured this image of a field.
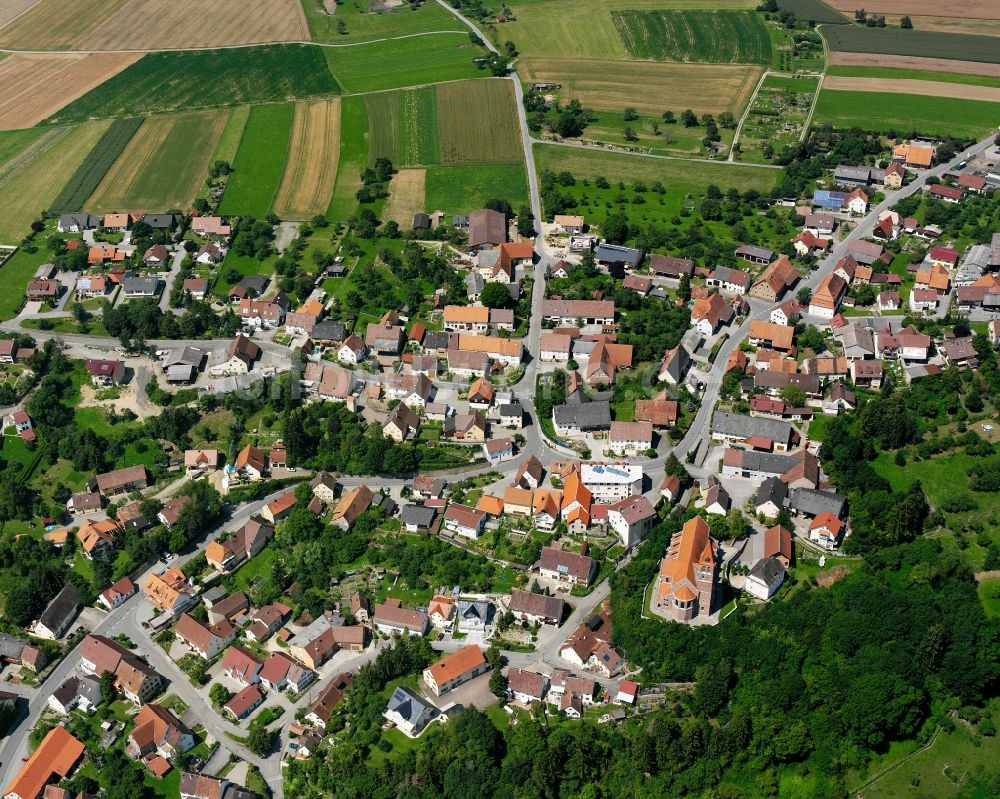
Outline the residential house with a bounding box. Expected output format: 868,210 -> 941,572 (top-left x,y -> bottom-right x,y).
703,476 -> 730,515
331,485 -> 374,530
48,675 -> 102,716
540,331 -> 572,362
193,250 -> 222,270
654,516 -> 717,622
606,495 -> 656,547
234,444 -> 266,479
98,576 -> 136,610
423,645 -> 489,696
125,704 -> 194,775
538,546 -> 596,586
305,673 -> 352,730
383,403 -> 420,442
690,292 -> 733,335
76,518 -> 117,560
809,511 -> 844,550
224,685 -> 264,721
121,273 -> 160,298
2,726 -> 84,799
928,183 -> 963,203
711,411 -> 797,452
846,188 -> 869,214
508,590 -> 565,625
541,299 -> 615,326
191,216 -> 231,237
657,344 -> 690,385
745,557 -> 786,601
515,455 -> 544,489
754,477 -> 787,518
174,613 -> 235,660
337,334 -> 368,365
214,336 -> 260,376
384,373 -> 433,409
58,213 -> 96,232
748,255 -> 798,302
508,668 -> 548,704
373,601 -> 429,636
553,214 -> 584,234
580,462 -> 642,502
443,503 -> 487,539
850,359 -> 883,388
748,320 -> 795,353
877,290 -> 900,311
79,634 -> 163,705
383,686 -> 439,737
482,437 -> 514,466
84,358 -> 125,387
608,421 -> 653,456
204,520 -> 273,572
553,401 -> 612,436
707,265 -> 751,294
584,336 -> 633,384
808,272 -> 847,319
427,596 -> 455,628
456,599 -> 493,635
33,584 -> 78,640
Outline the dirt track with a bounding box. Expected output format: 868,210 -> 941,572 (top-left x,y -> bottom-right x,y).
828,52 -> 1000,78
0,52 -> 140,129
824,74 -> 1000,102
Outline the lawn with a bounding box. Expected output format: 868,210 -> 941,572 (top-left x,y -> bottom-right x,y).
218,103 -> 294,217
324,33 -> 486,93
86,110 -> 231,213
0,241 -> 55,319
301,0 -> 466,43
214,251 -> 277,297
848,700 -> 1000,799
581,108 -> 735,158
826,65 -> 1000,89
0,121 -> 110,244
234,547 -> 278,591
0,432 -> 37,475
978,577 -> 1000,618
328,95 -> 369,220
534,143 -> 777,194
424,163 -> 528,214
46,45 -> 340,123
74,406 -> 117,437
813,88 -> 1000,140
821,24 -> 1000,64
611,10 -> 771,64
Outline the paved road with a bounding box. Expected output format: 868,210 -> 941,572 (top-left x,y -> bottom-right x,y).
674,132 -> 999,467
159,246 -> 187,313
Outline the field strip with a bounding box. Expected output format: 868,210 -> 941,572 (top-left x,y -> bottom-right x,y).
273,97 -> 341,220
0,28 -> 471,54
823,75 -> 1000,102
825,0 -> 999,19
384,168 -> 426,226
535,138 -> 782,170
828,51 -> 1000,78
86,117 -> 169,210
0,125 -> 66,189
0,51 -> 140,130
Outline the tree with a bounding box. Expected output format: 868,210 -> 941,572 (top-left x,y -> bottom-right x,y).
796,287 -> 813,304
245,724 -> 275,756
623,107 -> 638,121
662,110 -> 675,124
623,127 -> 638,142
481,282 -> 511,309
602,210 -> 629,245
681,109 -> 698,127
678,272 -> 691,301
780,385 -> 807,408
516,205 -> 535,238
209,683 -> 230,706
900,15 -> 912,28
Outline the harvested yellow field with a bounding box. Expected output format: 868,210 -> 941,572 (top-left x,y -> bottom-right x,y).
824,75 -> 1000,101
273,98 -> 341,220
86,110 -> 229,212
519,59 -> 762,116
828,51 -> 1000,77
0,0 -> 40,28
0,120 -> 110,242
0,52 -> 140,131
384,169 -> 426,227
0,0 -> 308,50
437,79 -> 523,164
826,0 -> 998,19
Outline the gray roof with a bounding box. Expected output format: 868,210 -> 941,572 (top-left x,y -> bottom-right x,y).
457,599 -> 493,624
734,451 -> 800,479
748,556 -> 786,589
595,243 -> 643,268
499,402 -> 522,417
38,583 -> 78,635
142,213 -> 176,228
167,364 -> 195,382
386,685 -> 438,730
53,674 -> 102,708
465,271 -> 485,297
835,325 -> 874,355
553,401 -> 612,430
311,320 -> 347,342
737,244 -> 774,260
164,346 -> 203,369
834,165 -> 883,183
711,411 -> 794,444
401,505 -> 437,528
0,632 -> 27,660
789,488 -> 846,518
122,274 -> 160,294
755,476 -> 788,507
661,344 -> 690,383
59,213 -> 96,229
236,276 -> 268,294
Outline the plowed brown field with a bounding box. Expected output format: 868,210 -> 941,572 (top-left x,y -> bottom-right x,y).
828,52 -> 1000,78
824,75 -> 1000,101
0,52 -> 140,130
0,0 -> 308,50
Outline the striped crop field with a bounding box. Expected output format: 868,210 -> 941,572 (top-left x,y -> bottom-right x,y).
612,10 -> 772,64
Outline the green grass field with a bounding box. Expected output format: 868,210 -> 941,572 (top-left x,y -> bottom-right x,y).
0,235 -> 61,318
0,128 -> 51,173
301,0 -> 467,43
214,252 -> 278,297
47,45 -> 339,123
366,86 -> 438,167
51,117 -> 142,213
324,33 -> 485,93
218,103 -> 294,217
425,164 -> 528,214
534,143 -> 778,192
826,65 -> 1000,89
612,10 -> 771,64
821,25 -> 1000,64
211,105 -> 252,166
581,110 -> 735,158
813,89 -> 1000,139
979,578 -> 1000,618
328,95 -> 369,220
